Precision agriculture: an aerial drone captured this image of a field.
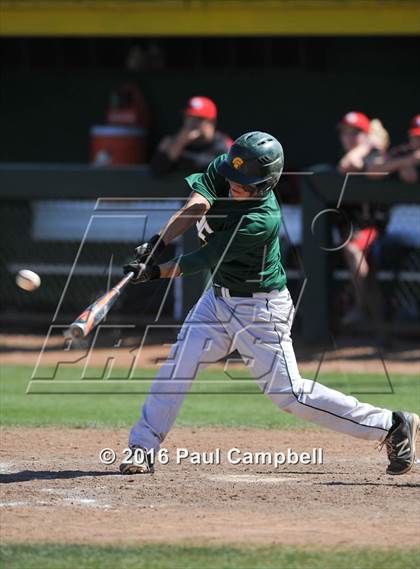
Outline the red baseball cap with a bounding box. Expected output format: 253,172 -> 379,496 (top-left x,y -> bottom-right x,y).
184,96 -> 217,121
408,114 -> 420,137
339,111 -> 370,133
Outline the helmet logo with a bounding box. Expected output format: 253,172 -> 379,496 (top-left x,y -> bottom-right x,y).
232,157 -> 244,169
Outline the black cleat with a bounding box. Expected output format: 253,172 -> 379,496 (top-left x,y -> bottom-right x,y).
119,446 -> 154,475
382,412 -> 419,475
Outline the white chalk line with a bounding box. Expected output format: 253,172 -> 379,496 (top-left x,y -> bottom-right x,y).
206,474 -> 301,484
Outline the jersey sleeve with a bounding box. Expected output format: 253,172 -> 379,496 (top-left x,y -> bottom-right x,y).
178,217 -> 266,276
184,154 -> 227,206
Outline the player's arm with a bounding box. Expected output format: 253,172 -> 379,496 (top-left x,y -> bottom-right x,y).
159,261 -> 181,278
168,217 -> 266,279
160,153 -> 224,245
124,205 -> 214,282
132,157 -> 222,265
168,214 -> 266,279
159,191 -> 210,245
124,221 -> 263,283
366,151 -> 418,174
130,191 -> 210,266
161,159 -> 221,244
338,143 -> 372,173
176,225 -> 264,277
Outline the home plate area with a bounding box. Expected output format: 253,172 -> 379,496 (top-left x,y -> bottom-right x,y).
1,426 -> 419,547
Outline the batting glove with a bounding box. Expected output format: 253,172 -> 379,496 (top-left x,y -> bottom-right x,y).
135,234 -> 166,264
123,260 -> 161,284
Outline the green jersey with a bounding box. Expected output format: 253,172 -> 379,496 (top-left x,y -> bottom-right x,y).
178,154 -> 287,294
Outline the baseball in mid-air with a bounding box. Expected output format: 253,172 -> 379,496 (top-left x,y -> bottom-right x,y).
16,269 -> 41,292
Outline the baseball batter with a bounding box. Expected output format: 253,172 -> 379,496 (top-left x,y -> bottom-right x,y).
121,131 -> 418,476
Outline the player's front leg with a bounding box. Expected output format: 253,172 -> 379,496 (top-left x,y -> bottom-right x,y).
120,289 -> 231,474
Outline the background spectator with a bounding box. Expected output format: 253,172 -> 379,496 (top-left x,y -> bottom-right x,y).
337,111 -> 371,173
336,112 -> 390,331
368,114 -> 420,183
151,96 -> 232,177
368,116 -> 420,327
338,112 -> 389,174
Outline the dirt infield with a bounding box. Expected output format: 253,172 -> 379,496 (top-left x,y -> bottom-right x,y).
1,427 -> 419,548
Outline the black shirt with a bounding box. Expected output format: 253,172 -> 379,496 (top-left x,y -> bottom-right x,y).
150,131 -> 232,177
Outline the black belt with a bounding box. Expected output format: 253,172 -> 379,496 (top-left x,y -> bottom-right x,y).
213,285 -> 254,298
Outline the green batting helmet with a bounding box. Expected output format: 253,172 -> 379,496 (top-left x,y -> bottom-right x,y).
217,131 -> 284,195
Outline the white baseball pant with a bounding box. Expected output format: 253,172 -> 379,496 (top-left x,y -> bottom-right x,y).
129,287 -> 392,451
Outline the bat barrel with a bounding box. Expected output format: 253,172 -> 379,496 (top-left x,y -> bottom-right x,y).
66,271 -> 135,340
68,323 -> 85,339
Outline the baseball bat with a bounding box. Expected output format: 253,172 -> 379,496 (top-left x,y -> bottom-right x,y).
68,272 -> 134,339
